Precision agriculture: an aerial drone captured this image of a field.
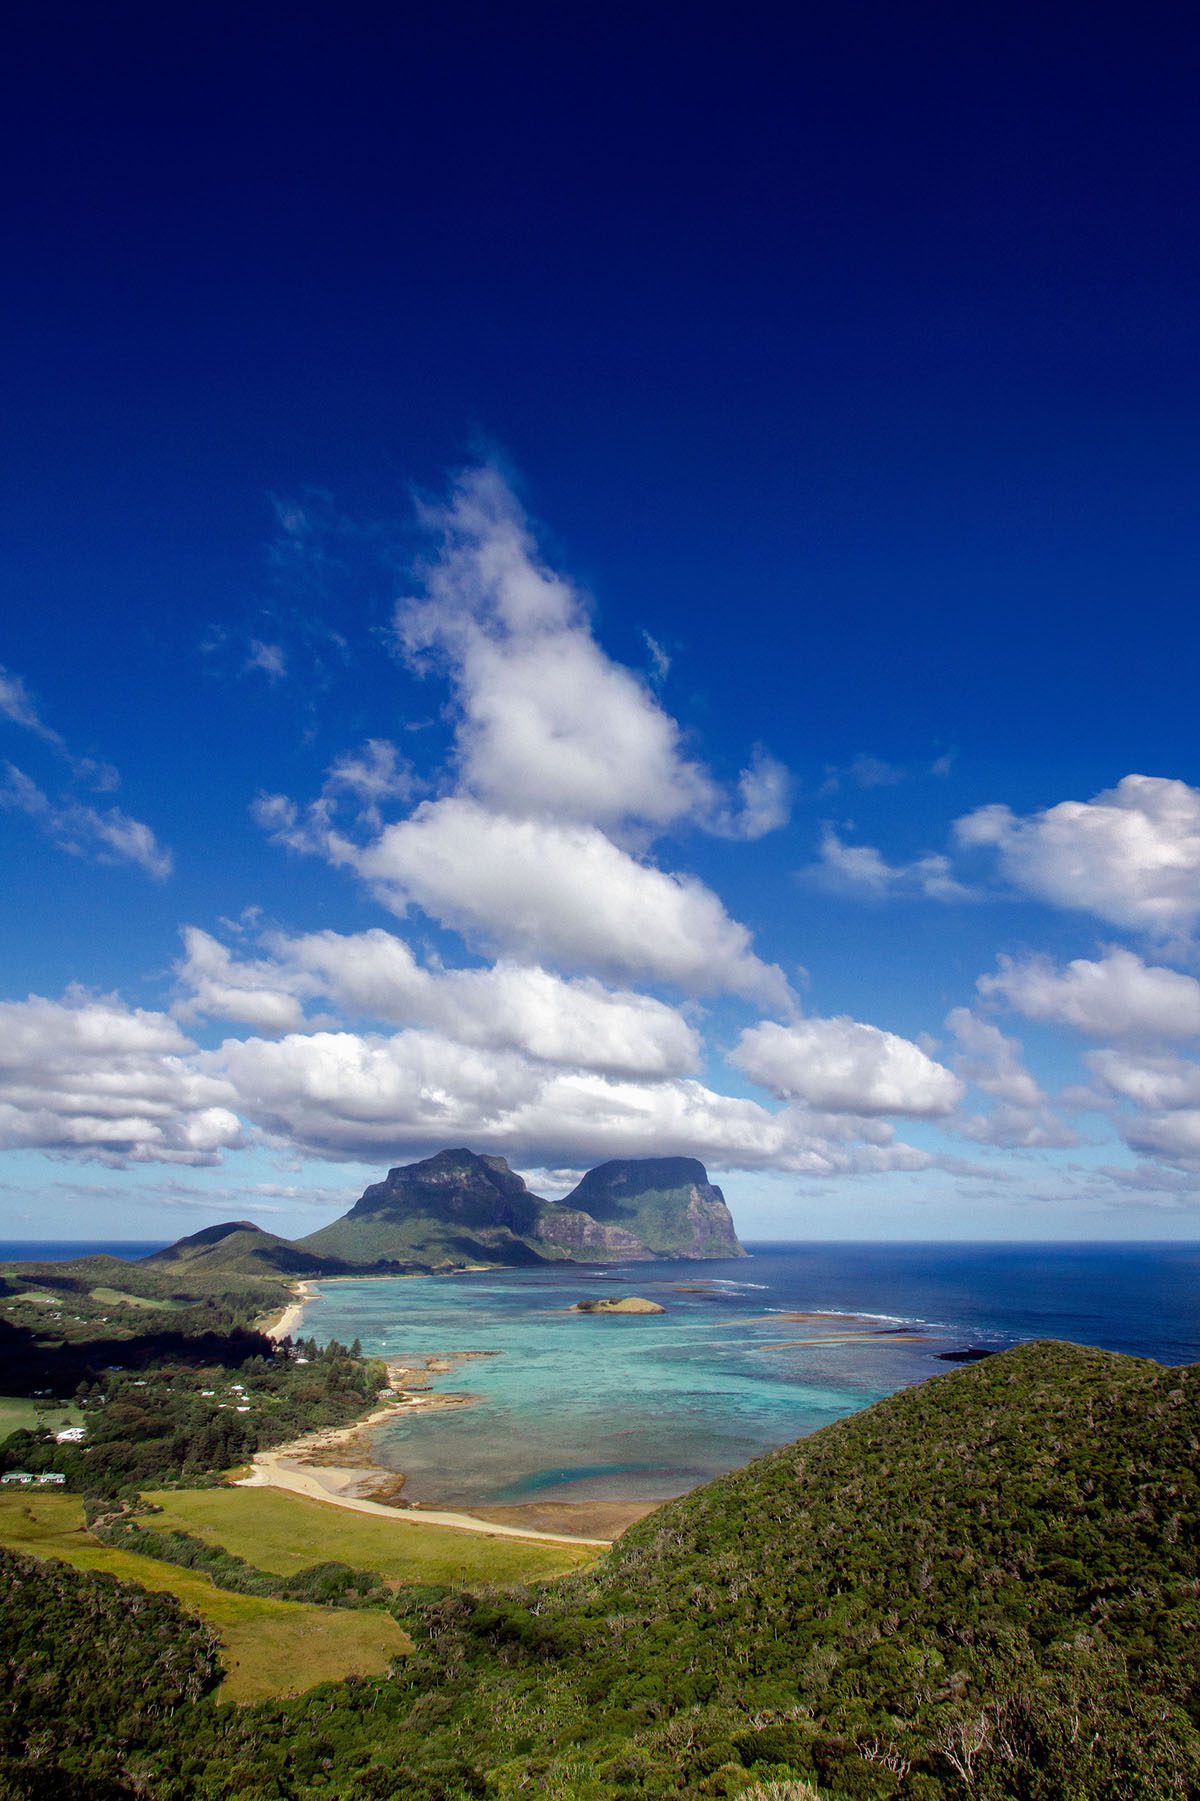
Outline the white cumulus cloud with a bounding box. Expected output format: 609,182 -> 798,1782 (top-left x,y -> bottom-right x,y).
352,797 -> 791,1007
395,466 -> 788,840
0,992 -> 241,1165
176,924 -> 701,1079
732,1016 -> 963,1116
979,948 -> 1200,1041
1120,1109 -> 1200,1166
211,1025 -> 933,1174
396,467 -> 718,829
253,468 -> 793,1010
955,774 -> 1200,936
174,927 -> 310,1033
1086,1048 -> 1200,1112
1076,1047 -> 1200,1170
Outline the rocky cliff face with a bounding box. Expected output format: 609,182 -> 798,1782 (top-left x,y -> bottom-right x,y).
549,1157 -> 745,1259
529,1203 -> 650,1260
347,1149 -> 543,1235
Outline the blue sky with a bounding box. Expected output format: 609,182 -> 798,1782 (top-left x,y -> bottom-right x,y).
2,5 -> 1200,1241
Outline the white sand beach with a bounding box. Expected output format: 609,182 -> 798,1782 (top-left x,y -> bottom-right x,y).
264,1282 -> 317,1342
236,1451 -> 610,1546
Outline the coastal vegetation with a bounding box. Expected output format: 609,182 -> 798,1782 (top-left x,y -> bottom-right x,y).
0,1542 -> 219,1794
0,1253 -> 290,1344
0,1320 -> 390,1493
0,1339 -> 1196,1797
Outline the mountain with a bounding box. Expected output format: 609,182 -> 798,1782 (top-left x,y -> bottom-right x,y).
541,1156 -> 744,1259
144,1221 -> 336,1281
147,1150 -> 747,1276
296,1149 -> 552,1269
298,1149 -> 744,1268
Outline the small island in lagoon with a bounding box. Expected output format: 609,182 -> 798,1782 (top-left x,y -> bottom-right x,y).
570,1294 -> 666,1314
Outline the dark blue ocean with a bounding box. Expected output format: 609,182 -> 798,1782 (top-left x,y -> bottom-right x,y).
8,1240 -> 1196,1510
0,1242 -> 169,1262
737,1241 -> 1200,1366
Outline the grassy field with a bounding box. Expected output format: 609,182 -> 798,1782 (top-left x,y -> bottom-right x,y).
0,1396 -> 84,1437
140,1484 -> 601,1587
89,1285 -> 172,1309
0,1494 -> 410,1704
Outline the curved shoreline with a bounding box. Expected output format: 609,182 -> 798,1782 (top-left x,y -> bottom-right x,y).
263,1281 -> 318,1342
235,1361 -> 613,1547
236,1453 -> 611,1547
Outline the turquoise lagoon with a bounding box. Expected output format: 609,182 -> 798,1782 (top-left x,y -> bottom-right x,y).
300,1254 -> 954,1509
299,1240 -> 1200,1510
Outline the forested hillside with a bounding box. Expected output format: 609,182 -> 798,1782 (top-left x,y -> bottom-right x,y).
0,1547 -> 219,1799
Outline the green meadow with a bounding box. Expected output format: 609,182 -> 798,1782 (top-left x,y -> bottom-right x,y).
88,1285 -> 174,1309
0,1493 -> 410,1703
0,1395 -> 84,1436
140,1483 -> 600,1587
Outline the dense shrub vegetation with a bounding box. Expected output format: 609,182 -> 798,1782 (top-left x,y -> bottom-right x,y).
0,1545 -> 219,1799
2,1340 -> 1197,1798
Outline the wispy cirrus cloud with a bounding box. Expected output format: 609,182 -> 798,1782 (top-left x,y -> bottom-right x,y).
202,489 -> 369,694
946,1007 -> 1078,1149
806,826 -> 973,901
0,662 -> 118,789
0,666 -> 59,743
244,639 -> 287,681
0,663 -> 168,877
0,661 -> 166,873
2,762 -> 173,879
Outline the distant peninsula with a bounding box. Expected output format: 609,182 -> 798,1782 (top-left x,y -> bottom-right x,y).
146,1149 -> 746,1279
